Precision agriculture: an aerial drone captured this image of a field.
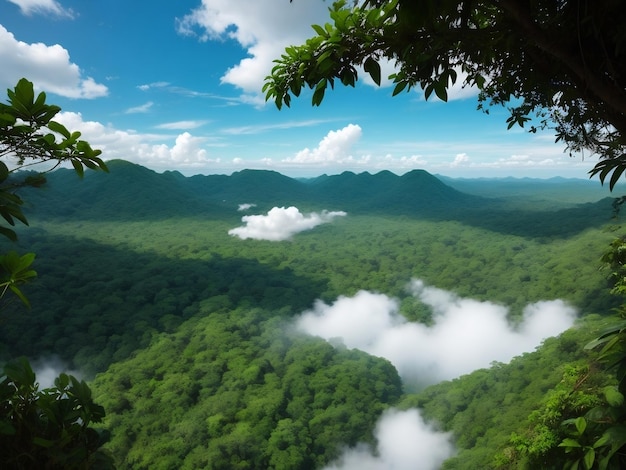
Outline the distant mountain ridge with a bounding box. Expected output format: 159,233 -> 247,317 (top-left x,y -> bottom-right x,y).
20,159 -> 486,220
17,159 -> 617,240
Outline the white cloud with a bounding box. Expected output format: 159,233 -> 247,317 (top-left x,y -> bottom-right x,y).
286,124 -> 364,165
55,112 -> 214,169
138,81 -> 170,91
228,206 -> 347,241
175,3 -> 479,105
297,279 -> 577,387
452,153 -> 470,166
125,101 -> 153,114
222,119 -> 337,136
237,203 -> 256,211
176,0 -> 331,96
7,0 -> 74,18
156,120 -> 209,130
0,25 -> 107,98
325,408 -> 455,470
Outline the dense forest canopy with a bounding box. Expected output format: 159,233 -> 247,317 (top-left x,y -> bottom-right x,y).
0,159 -> 623,468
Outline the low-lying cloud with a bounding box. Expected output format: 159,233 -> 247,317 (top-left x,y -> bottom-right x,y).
228,206 -> 346,241
302,279 -> 576,469
32,356 -> 81,389
297,278 -> 577,387
324,408 -> 455,470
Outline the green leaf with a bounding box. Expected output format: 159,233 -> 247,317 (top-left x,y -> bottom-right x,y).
434,81 -> 448,101
0,226 -> 17,242
0,161 -> 8,181
392,81 -> 408,96
71,159 -> 85,177
33,436 -> 55,448
312,79 -> 327,106
560,438 -> 583,448
583,448 -> 595,469
47,120 -> 71,138
4,357 -> 36,387
609,165 -> 626,191
14,78 -> 35,109
575,417 -> 587,436
363,57 -> 381,86
604,386 -> 624,407
9,285 -> 31,308
311,23 -> 328,38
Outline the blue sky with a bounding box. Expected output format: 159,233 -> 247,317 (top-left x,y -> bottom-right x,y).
0,0 -> 600,179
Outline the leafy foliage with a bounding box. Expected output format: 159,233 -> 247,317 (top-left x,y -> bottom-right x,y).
0,357 -> 114,469
497,363 -> 609,469
0,78 -> 107,308
0,79 -> 107,239
496,235 -> 626,470
92,307 -> 402,469
0,251 -> 37,308
267,0 -> 626,187
0,79 -> 111,468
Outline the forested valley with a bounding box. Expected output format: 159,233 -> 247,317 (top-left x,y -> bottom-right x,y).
1,159 -> 624,469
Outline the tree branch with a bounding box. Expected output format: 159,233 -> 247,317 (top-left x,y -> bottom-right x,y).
498,0 -> 626,127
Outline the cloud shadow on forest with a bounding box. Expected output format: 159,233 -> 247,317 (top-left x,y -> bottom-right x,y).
0,232 -> 328,376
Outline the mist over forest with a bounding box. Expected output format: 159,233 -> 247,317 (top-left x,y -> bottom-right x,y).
1,159 -> 623,469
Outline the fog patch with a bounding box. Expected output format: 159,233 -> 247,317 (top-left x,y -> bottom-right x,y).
228,206 -> 346,241
324,408 -> 455,470
237,203 -> 256,211
32,356 -> 81,389
297,278 -> 577,387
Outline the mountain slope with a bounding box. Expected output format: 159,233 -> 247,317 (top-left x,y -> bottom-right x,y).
20,160 -> 484,221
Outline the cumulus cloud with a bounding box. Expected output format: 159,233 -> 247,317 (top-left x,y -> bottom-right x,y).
297,279 -> 577,387
55,112 -> 215,169
450,152 -> 470,167
228,206 -> 347,241
285,124 -> 365,165
0,25 -> 107,98
176,3 -> 479,103
325,408 -> 455,470
7,0 -> 74,18
175,0 -> 330,96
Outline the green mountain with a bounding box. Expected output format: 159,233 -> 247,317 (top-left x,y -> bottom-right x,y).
20,159 -> 492,222
18,160 -> 615,239
22,160 -> 225,221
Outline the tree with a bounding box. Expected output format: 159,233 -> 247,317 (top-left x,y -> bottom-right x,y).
0,78 -> 107,307
0,358 -> 115,469
264,0 -> 626,188
0,78 -> 112,468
